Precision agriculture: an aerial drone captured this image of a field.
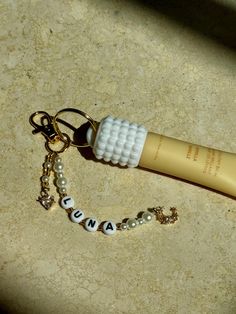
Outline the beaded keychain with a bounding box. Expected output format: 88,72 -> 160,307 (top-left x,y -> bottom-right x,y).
29,109 -> 178,235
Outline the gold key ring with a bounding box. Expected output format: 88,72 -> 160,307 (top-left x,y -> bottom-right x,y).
52,108 -> 98,148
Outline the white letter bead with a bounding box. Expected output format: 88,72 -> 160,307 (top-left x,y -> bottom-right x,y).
61,196 -> 75,209
70,209 -> 85,223
103,221 -> 116,235
85,218 -> 99,232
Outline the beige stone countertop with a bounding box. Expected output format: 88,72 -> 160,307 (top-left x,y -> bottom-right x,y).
0,1 -> 236,313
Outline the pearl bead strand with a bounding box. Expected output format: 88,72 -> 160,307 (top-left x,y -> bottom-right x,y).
119,211 -> 154,231
51,154 -> 178,235
53,155 -> 68,197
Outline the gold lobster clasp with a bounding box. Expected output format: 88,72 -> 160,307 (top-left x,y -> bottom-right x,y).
29,111 -> 71,153
29,111 -> 59,144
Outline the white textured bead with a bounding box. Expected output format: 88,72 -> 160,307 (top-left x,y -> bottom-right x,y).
96,149 -> 104,156
85,218 -> 99,232
127,218 -> 138,229
114,147 -> 122,155
122,150 -> 129,157
61,196 -> 75,209
116,140 -> 124,147
106,145 -> 113,152
70,209 -> 85,223
113,124 -> 119,131
120,126 -> 128,135
108,137 -> 116,145
98,142 -> 106,150
100,134 -> 108,141
130,122 -> 137,128
54,162 -> 64,172
122,120 -> 129,126
129,129 -> 136,136
106,116 -> 113,122
120,156 -> 128,163
103,221 -> 116,235
56,177 -> 67,187
102,127 -> 110,134
104,151 -> 112,158
86,115 -> 147,168
103,122 -> 111,129
124,142 -> 132,150
133,144 -> 142,153
114,117 -> 122,123
142,211 -> 153,222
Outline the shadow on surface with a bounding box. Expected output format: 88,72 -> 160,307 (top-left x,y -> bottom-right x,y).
133,0 -> 236,51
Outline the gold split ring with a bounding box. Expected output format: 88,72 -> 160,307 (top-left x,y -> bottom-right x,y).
52,108 -> 98,148
45,133 -> 71,153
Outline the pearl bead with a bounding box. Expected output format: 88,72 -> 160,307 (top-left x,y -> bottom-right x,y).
142,211 -> 153,222
61,196 -> 75,209
56,177 -> 67,187
137,218 -> 145,225
127,218 -> 138,229
57,172 -> 64,178
55,156 -> 62,163
44,161 -> 52,169
70,209 -> 85,223
103,221 -> 116,235
41,175 -> 49,183
59,187 -> 67,194
85,218 -> 99,232
53,162 -> 64,172
120,223 -> 127,231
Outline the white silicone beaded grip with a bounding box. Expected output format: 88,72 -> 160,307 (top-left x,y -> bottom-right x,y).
86,116 -> 148,168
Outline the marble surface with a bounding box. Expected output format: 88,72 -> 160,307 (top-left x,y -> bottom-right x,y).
0,1 -> 236,313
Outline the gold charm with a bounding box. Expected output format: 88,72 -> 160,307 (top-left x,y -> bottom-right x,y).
152,206 -> 178,224
37,190 -> 55,210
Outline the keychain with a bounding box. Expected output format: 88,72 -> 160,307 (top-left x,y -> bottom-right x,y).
29,108 -> 178,235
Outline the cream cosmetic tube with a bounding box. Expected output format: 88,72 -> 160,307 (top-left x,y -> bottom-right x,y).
86,116 -> 236,198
